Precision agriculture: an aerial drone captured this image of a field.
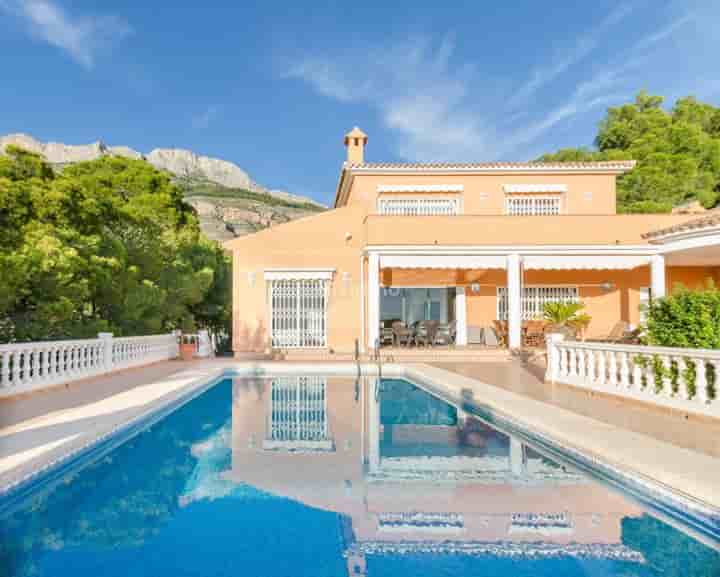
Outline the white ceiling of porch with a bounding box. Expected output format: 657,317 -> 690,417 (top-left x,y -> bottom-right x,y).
666,245 -> 720,266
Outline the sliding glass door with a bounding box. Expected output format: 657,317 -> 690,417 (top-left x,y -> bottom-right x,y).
380,287 -> 455,325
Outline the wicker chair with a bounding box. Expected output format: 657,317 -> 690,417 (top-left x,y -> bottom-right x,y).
414,320 -> 439,347
435,320 -> 457,346
391,321 -> 413,347
493,320 -> 508,347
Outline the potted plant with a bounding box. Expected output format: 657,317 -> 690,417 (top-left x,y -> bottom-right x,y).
543,302 -> 591,340
179,319 -> 198,361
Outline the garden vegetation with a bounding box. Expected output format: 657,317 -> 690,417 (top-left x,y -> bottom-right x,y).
0,146 -> 230,343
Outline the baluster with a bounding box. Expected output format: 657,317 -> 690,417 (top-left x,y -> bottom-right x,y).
56,347 -> 65,380
577,349 -> 586,380
608,351 -> 618,387
596,350 -> 607,386
676,357 -> 690,400
22,350 -> 30,384
1,351 -> 10,387
586,349 -> 596,383
43,347 -> 51,381
559,346 -> 568,377
661,355 -> 673,397
643,356 -> 655,391
72,344 -> 82,375
695,358 -> 708,404
69,345 -> 76,377
569,348 -> 578,377
77,344 -> 85,375
32,348 -> 41,382
12,351 -> 22,386
619,352 -> 630,388
632,355 -> 643,389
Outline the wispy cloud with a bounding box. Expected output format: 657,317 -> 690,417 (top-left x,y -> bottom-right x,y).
287,37 -> 494,161
0,0 -> 131,69
507,3 -> 634,110
191,106 -> 219,130
286,6 -> 696,161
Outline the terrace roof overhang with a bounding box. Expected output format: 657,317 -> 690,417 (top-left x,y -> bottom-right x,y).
645,223 -> 720,267
366,245 -> 658,271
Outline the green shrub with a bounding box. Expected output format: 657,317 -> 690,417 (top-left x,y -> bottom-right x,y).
644,281 -> 720,399
645,281 -> 720,349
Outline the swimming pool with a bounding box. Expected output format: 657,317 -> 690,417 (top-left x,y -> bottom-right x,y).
1,374 -> 718,576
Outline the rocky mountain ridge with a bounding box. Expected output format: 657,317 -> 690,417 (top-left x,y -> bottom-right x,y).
0,133 -> 324,208
0,133 -> 326,241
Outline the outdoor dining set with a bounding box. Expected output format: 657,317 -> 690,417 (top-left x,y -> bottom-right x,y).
379,319 -> 552,348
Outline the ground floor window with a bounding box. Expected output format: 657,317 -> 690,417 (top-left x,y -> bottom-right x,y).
380,287 -> 455,325
269,279 -> 327,348
497,286 -> 579,321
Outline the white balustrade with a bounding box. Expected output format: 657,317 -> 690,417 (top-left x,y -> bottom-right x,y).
0,332 -> 179,398
546,335 -> 720,419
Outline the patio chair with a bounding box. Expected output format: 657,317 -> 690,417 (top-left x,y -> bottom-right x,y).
435,320 -> 457,346
414,320 -> 439,347
391,321 -> 413,347
493,320 -> 508,347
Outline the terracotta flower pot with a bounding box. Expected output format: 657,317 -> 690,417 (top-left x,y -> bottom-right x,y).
180,342 -> 196,361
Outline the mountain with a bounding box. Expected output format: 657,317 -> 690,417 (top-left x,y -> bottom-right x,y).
0,133 -> 326,241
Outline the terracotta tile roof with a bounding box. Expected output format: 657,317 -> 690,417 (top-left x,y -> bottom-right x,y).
643,210 -> 720,239
346,160 -> 637,171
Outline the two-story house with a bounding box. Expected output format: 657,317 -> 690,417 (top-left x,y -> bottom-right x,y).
225,127 -> 720,356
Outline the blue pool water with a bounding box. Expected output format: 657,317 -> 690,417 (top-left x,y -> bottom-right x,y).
1,376 -> 718,577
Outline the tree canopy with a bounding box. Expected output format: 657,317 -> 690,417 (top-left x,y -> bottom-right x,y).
539,91 -> 720,213
0,147 -> 230,342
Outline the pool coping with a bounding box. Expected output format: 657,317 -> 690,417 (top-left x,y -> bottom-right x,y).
0,361 -> 718,543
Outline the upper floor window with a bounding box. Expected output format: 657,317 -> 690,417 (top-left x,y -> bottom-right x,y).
378,197 -> 460,216
505,195 -> 561,216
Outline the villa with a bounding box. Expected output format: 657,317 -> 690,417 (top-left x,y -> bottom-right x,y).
225,127 -> 720,356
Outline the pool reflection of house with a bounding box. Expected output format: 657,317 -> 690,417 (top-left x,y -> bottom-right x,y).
223,376 -> 645,574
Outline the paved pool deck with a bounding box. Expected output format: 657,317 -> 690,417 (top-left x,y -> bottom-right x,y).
0,358 -> 718,516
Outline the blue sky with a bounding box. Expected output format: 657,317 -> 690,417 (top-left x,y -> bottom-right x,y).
1,0 -> 718,205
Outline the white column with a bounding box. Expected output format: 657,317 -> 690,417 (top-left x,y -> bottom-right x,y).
506,253 -> 522,349
650,254 -> 666,300
455,287 -> 467,345
367,253 -> 381,349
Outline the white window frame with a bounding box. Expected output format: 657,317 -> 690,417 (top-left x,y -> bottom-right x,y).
269,279 -> 328,348
504,195 -> 562,216
497,286 -> 579,321
378,196 -> 461,216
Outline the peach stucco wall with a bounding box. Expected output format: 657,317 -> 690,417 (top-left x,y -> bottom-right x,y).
228,206 -> 366,354
343,172 -> 618,215
365,213 -> 701,246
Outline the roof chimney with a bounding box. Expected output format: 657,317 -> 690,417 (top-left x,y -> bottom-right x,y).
344,126 -> 367,164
